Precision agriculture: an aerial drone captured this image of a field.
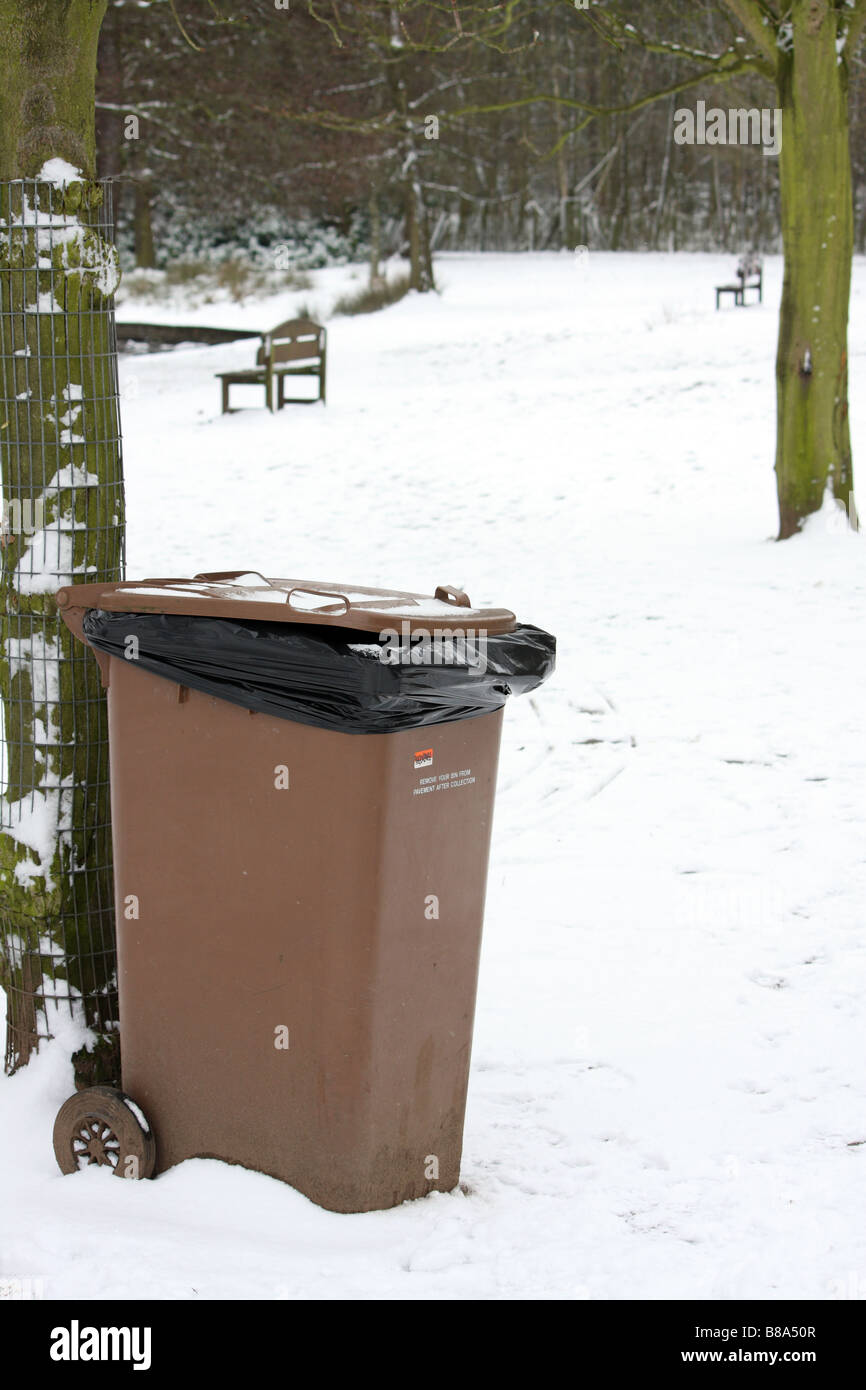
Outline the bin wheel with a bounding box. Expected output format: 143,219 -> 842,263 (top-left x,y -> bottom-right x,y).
53,1085 -> 156,1180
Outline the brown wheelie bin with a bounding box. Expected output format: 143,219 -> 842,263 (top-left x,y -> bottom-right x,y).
52,573 -> 554,1212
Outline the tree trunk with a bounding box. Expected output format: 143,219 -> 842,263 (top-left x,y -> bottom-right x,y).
386,45 -> 434,294
403,155 -> 433,292
134,179 -> 156,269
368,186 -> 382,287
0,0 -> 123,1081
775,1 -> 855,537
552,68 -> 571,249
0,0 -> 106,179
651,98 -> 675,250
95,0 -> 126,238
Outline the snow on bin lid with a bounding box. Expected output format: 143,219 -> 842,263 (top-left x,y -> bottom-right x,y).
55,572 -> 518,635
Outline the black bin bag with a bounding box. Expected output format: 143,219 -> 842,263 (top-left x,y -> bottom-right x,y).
82,610 -> 556,735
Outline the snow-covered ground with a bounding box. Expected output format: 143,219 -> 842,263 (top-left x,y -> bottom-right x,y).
2,251 -> 866,1301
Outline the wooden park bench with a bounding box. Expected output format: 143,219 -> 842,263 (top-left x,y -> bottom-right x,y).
216,318 -> 327,413
715,255 -> 763,310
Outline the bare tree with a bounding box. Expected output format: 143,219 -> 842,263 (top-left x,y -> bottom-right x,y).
557,0 -> 862,537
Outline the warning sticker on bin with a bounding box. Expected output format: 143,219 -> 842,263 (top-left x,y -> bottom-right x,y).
414,748 -> 433,769
412,767 -> 476,797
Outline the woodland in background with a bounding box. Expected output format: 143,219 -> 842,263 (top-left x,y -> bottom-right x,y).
95,0 -> 866,271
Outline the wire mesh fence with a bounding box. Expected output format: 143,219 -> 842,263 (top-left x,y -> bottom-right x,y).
0,178 -> 125,1076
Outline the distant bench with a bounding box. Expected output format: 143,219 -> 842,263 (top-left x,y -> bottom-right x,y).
715,255 -> 763,310
216,318 -> 327,413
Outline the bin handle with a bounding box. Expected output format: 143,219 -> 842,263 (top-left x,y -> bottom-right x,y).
284,586 -> 351,614
434,584 -> 471,609
193,570 -> 275,587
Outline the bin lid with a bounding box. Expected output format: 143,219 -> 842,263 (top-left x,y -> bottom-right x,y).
56,572 -> 517,635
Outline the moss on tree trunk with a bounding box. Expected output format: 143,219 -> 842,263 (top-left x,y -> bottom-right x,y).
775,0 -> 854,537
0,1 -> 107,182
0,0 -> 123,1079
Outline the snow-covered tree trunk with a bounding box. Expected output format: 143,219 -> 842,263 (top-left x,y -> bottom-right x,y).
404,155 -> 434,294
386,8 -> 434,294
0,0 -> 124,1078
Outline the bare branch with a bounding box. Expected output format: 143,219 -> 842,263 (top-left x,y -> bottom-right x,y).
719,0 -> 778,65
306,0 -> 344,48
305,0 -> 531,56
203,0 -> 236,20
440,54 -> 762,126
596,13 -> 739,65
846,0 -> 866,55
268,43 -> 759,155
593,1 -> 775,79
167,0 -> 203,51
